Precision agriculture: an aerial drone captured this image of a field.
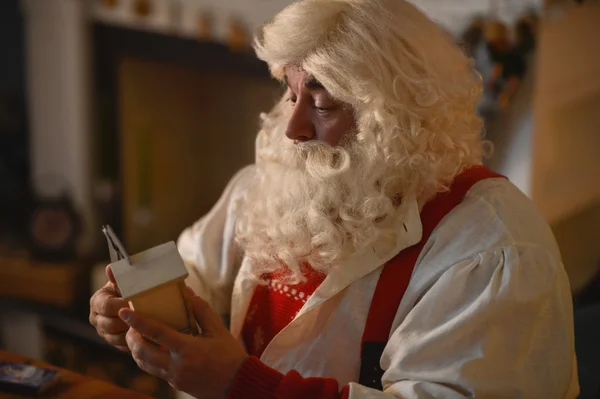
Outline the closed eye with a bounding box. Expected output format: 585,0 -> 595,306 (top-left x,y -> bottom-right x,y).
314,105 -> 334,114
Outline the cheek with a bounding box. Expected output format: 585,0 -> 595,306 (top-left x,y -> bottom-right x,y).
316,112 -> 356,146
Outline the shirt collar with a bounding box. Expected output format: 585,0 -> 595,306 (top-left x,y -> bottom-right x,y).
297,193 -> 423,318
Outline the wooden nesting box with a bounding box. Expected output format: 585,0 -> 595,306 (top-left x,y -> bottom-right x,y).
102,226 -> 198,335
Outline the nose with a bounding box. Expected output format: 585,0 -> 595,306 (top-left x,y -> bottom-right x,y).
285,101 -> 315,142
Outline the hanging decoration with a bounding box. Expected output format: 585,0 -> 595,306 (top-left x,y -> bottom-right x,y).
91,0 -> 282,51
132,0 -> 153,18
227,18 -> 250,51
196,12 -> 213,41
100,0 -> 119,8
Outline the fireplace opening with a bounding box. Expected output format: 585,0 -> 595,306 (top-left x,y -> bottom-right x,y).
92,24 -> 282,253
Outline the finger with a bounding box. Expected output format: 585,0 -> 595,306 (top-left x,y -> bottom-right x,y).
89,310 -> 97,327
119,309 -> 182,351
116,345 -> 131,353
90,310 -> 129,350
189,294 -> 227,336
126,328 -> 170,379
102,331 -> 128,348
102,280 -> 120,296
181,286 -> 201,336
91,290 -> 129,317
95,315 -> 128,335
106,265 -> 121,295
90,281 -> 119,308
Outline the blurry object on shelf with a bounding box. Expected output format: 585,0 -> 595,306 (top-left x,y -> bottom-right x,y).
463,8 -> 541,115
514,15 -> 537,60
101,0 -> 119,8
28,188 -> 81,263
504,36 -> 533,108
461,16 -> 485,57
485,20 -> 512,99
92,0 -> 172,33
196,12 -> 213,41
513,15 -> 537,66
89,0 -> 293,49
132,0 -> 153,18
461,17 -> 496,123
227,18 -> 250,51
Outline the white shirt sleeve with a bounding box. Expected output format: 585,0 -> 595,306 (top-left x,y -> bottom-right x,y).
176,165 -> 255,317
349,244 -> 578,398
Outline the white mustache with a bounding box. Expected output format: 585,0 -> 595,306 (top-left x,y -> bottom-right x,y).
260,140 -> 353,181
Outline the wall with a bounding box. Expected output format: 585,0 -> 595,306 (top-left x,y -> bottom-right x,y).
532,2 -> 600,290
553,202 -> 600,293
486,63 -> 536,197
532,2 -> 600,224
22,0 -> 95,251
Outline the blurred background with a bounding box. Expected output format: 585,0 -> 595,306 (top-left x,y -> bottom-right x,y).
0,0 -> 598,398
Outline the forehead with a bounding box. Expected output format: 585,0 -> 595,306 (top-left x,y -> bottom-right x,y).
283,67 -> 324,91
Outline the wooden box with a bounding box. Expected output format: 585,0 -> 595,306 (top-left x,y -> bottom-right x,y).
103,227 -> 197,335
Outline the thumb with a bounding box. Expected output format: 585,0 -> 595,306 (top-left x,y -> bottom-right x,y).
105,265 -> 121,295
188,293 -> 226,337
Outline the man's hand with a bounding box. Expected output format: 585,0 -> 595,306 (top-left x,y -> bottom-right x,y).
89,265 -> 130,352
119,288 -> 249,399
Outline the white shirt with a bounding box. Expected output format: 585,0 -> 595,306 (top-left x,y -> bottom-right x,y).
177,165 -> 579,398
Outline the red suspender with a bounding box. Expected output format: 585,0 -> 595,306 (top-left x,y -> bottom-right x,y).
358,165 -> 505,390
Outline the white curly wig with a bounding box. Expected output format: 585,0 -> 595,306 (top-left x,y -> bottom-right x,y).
236,0 -> 485,283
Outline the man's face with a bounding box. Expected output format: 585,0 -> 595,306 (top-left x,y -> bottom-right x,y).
284,67 -> 355,146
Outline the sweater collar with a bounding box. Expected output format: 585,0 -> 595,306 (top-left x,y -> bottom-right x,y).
230,194 -> 423,338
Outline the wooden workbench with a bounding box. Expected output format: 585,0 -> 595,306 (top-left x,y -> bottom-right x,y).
0,349 -> 154,399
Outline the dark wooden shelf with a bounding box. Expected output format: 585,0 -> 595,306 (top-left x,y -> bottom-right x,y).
0,256 -> 83,308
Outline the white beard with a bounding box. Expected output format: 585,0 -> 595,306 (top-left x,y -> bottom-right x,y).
235,127 -> 410,284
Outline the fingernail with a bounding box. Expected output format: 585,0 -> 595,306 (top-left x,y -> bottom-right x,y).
120,309 -> 133,322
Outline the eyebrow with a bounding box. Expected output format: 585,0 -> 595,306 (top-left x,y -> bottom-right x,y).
283,74 -> 325,91
305,77 -> 324,90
